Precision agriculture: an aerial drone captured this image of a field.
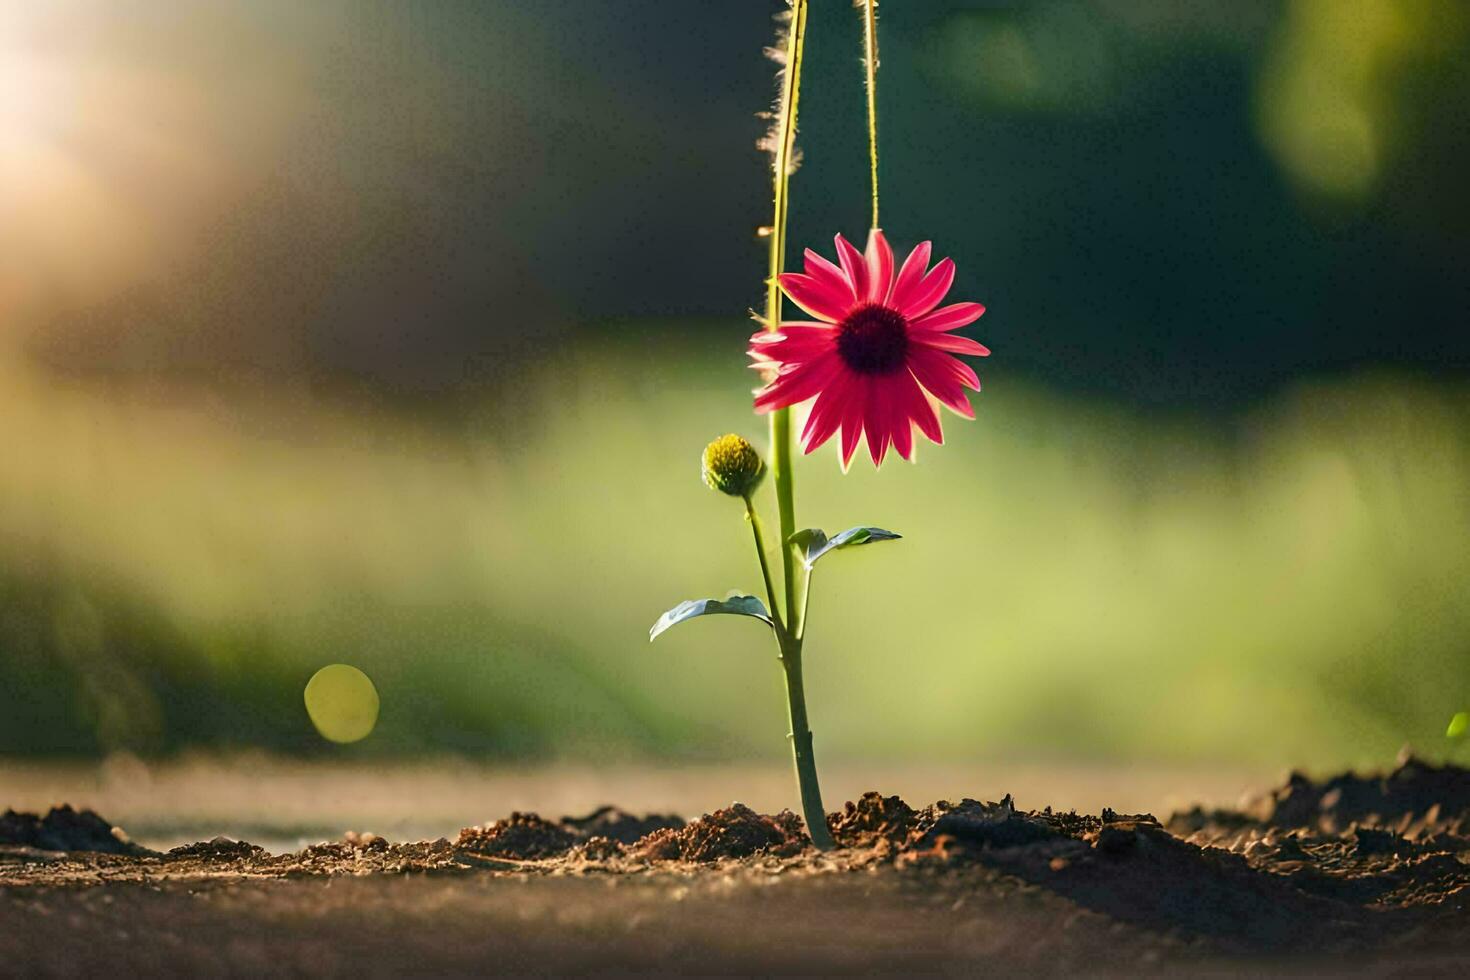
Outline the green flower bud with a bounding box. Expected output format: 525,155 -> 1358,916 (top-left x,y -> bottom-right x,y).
701,434 -> 765,497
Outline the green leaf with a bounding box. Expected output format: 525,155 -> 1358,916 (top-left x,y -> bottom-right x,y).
1448,711 -> 1469,739
649,595 -> 774,642
795,525 -> 901,568
788,528 -> 828,555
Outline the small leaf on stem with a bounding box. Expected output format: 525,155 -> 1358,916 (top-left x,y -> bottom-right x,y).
795,525 -> 901,568
788,528 -> 827,555
649,595 -> 774,642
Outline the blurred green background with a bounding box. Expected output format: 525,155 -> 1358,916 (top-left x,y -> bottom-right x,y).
1,0 -> 1467,770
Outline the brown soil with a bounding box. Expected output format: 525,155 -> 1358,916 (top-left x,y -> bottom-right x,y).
2,757 -> 1468,976
629,802 -> 807,862
0,803 -> 151,856
457,805 -> 687,860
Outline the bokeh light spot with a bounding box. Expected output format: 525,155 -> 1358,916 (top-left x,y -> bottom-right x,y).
304,664 -> 380,744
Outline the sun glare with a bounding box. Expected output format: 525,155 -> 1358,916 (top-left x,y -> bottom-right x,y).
0,9 -> 150,328
0,2 -> 303,333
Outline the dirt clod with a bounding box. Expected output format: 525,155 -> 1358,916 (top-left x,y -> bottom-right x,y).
0,805 -> 148,855
631,803 -> 807,862
910,795 -> 1059,851
573,836 -> 624,862
1093,823 -> 1142,855
829,791 -> 916,848
1242,756 -> 1470,836
167,837 -> 263,861
458,812 -> 579,859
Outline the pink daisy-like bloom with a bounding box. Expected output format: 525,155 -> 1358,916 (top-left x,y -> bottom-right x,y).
750,229 -> 989,468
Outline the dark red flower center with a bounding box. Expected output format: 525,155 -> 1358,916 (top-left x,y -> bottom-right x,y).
836,303 -> 909,375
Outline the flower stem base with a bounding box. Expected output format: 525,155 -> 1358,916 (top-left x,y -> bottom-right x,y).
779,642 -> 836,851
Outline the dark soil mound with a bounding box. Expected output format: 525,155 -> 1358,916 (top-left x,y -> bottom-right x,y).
559,806 -> 684,845
631,803 -> 806,862
1171,755 -> 1470,839
1263,755 -> 1470,833
1162,757 -> 1470,912
828,791 -> 915,848
571,835 -> 624,861
458,812 -> 580,859
167,837 -> 265,862
910,794 -> 1066,850
457,807 -> 687,860
0,805 -> 149,855
828,791 -> 1148,853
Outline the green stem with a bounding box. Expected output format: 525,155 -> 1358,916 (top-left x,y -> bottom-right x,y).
772,414 -> 798,628
779,638 -> 836,850
743,494 -> 785,634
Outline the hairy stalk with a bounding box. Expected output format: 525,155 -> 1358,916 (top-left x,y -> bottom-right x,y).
766,0 -> 808,634
763,0 -> 833,851
860,0 -> 880,229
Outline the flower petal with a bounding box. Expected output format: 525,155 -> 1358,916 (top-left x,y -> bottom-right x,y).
908,347 -> 977,419
749,326 -> 837,370
911,302 -> 986,333
761,343 -> 838,366
950,353 -> 982,391
800,369 -> 854,453
767,323 -> 838,342
888,241 -> 931,307
883,375 -> 915,461
894,369 -> 944,447
839,377 -> 868,470
751,322 -> 835,346
864,229 -> 894,304
753,353 -> 842,412
753,325 -> 837,357
834,234 -> 870,309
778,273 -> 849,323
864,376 -> 893,466
803,248 -> 856,304
893,257 -> 955,319
912,332 -> 991,356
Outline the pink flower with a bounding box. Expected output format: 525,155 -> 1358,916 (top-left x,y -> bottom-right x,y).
750,230 -> 989,468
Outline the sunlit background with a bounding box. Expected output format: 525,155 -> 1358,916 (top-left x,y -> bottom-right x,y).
3,0 -> 1469,784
